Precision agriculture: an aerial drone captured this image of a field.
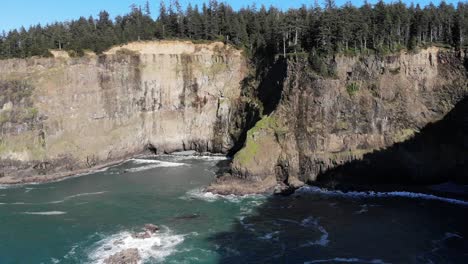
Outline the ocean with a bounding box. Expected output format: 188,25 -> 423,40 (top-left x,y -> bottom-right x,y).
0,155 -> 467,263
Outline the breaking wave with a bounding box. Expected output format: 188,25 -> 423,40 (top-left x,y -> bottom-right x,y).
48,191 -> 108,204
22,211 -> 67,215
87,226 -> 185,264
305,258 -> 389,264
127,159 -> 187,172
300,217 -> 330,247
163,154 -> 230,162
181,188 -> 265,203
296,186 -> 468,206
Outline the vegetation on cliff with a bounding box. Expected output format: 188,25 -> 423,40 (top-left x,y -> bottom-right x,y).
1,0 -> 467,61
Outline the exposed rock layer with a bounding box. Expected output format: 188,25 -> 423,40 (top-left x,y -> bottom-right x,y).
209,48 -> 468,194
0,41 -> 247,182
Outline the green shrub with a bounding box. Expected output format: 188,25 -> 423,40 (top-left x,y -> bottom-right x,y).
308,52 -> 336,77
346,82 -> 360,96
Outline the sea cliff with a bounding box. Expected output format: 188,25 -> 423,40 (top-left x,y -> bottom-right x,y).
0,41 -> 248,183
208,48 -> 468,194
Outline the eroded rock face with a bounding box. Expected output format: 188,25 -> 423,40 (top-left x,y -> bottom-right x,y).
0,41 -> 247,181
211,48 -> 468,194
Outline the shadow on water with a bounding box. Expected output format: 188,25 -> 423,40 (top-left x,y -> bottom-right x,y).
317,96 -> 468,188
208,190 -> 468,263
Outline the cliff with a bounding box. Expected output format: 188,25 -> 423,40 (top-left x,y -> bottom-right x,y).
0,41 -> 248,183
1,42 -> 467,190
208,48 -> 468,194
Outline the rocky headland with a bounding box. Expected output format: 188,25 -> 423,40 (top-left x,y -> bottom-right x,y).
1,41 -> 467,193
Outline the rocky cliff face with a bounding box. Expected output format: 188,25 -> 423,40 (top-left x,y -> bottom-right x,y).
0,41 -> 247,182
209,48 -> 468,194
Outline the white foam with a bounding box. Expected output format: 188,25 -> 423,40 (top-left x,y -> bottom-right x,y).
181,188 -> 265,203
300,217 -> 329,247
48,191 -> 107,204
24,187 -> 35,193
87,226 -> 184,264
22,211 -> 66,215
305,258 -> 389,264
64,244 -> 79,260
296,186 -> 468,206
127,159 -> 186,172
258,231 -> 280,240
238,215 -> 256,232
354,204 -> 369,214
131,158 -> 165,164
158,153 -> 230,162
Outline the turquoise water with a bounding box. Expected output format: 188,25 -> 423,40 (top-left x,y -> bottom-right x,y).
0,155 -> 467,263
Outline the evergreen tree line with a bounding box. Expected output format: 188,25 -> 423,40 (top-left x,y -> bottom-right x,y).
1,0 -> 467,60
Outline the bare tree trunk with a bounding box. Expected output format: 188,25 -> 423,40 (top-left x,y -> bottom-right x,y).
283,33 -> 286,57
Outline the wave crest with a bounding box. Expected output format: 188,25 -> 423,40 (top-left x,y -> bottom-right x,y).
296,186 -> 468,206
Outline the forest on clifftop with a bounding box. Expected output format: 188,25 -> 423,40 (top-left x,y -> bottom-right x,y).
1,0 -> 467,61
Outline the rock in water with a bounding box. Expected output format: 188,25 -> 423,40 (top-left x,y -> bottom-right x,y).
144,224 -> 159,233
132,232 -> 151,239
104,248 -> 140,264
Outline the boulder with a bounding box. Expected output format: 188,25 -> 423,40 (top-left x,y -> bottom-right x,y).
144,224 -> 159,233
104,248 -> 140,264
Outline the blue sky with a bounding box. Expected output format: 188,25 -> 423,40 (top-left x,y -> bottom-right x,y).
0,0 -> 461,32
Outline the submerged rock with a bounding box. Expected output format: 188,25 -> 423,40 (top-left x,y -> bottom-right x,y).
173,213 -> 200,220
131,232 -> 151,239
144,224 -> 159,233
104,248 -> 140,264
132,224 -> 160,239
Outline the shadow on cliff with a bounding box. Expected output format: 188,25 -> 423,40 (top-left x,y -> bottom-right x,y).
256,58 -> 287,115
316,96 -> 468,188
227,58 -> 287,156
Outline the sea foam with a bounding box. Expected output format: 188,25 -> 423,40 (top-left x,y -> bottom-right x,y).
181,188 -> 265,203
87,226 -> 185,264
300,216 -> 330,247
127,159 -> 186,172
296,186 -> 468,206
47,191 -> 108,204
22,211 -> 66,215
305,258 -> 389,264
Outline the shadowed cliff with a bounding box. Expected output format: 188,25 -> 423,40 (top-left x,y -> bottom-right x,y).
317,96 -> 468,187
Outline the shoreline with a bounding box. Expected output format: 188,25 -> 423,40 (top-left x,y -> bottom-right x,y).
0,151 -> 230,187
0,157 -> 134,187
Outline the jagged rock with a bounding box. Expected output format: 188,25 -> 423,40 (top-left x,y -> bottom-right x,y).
104,248 -> 140,264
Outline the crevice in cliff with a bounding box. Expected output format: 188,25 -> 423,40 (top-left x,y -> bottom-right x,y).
316,96 -> 468,188
226,58 -> 288,157
256,58 -> 288,115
